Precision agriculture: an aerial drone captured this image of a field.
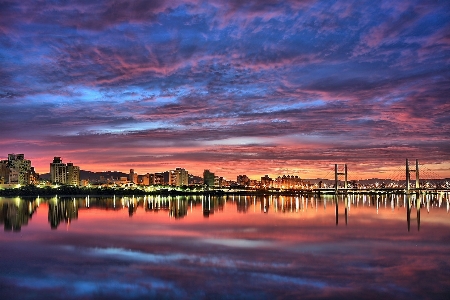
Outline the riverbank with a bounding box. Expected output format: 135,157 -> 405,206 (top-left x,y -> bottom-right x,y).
1,185 -> 447,198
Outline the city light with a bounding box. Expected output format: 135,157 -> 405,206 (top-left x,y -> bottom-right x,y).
0,153 -> 449,195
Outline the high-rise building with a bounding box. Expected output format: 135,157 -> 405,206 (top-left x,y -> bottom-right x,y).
203,169 -> 215,186
50,157 -> 80,185
67,163 -> 80,186
140,173 -> 151,186
29,167 -> 39,184
274,175 -> 302,189
148,173 -> 155,185
154,173 -> 164,185
161,168 -> 189,186
50,157 -> 67,184
173,168 -> 188,186
237,175 -> 250,186
1,153 -> 32,185
261,175 -> 273,188
0,161 -> 9,184
163,171 -> 171,185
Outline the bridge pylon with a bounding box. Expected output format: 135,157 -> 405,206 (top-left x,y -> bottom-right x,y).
406,159 -> 419,192
334,164 -> 347,192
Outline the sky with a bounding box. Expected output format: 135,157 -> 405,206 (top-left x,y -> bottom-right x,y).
1,0 -> 449,180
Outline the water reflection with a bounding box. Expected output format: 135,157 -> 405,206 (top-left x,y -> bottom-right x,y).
0,198 -> 38,231
0,193 -> 449,299
0,192 -> 448,232
48,197 -> 78,229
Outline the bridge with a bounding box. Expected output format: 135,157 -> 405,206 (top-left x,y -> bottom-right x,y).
310,159 -> 449,195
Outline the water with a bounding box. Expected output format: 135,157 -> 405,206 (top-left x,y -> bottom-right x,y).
0,194 -> 449,299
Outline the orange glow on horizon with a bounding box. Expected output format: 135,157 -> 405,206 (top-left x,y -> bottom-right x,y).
29,160 -> 450,181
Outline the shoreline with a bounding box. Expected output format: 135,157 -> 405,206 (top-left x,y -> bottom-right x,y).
1,186 -> 448,198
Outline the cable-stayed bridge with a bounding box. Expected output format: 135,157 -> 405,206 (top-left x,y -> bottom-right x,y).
313,159 -> 449,195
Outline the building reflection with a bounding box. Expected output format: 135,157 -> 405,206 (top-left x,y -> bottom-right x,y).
202,195 -> 212,218
0,198 -> 38,231
144,195 -> 170,212
48,197 -> 78,229
260,196 -> 269,213
236,195 -> 249,213
169,196 -> 188,219
199,195 -> 225,218
127,196 -> 138,217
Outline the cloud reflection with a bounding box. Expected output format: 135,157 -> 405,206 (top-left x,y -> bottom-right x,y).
0,195 -> 449,299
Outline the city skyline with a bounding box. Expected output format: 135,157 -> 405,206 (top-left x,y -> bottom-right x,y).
1,1 -> 449,179
2,153 -> 448,188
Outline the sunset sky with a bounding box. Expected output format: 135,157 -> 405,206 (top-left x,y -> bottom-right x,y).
1,0 -> 449,180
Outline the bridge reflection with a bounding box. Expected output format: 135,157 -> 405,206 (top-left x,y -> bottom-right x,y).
0,192 -> 448,231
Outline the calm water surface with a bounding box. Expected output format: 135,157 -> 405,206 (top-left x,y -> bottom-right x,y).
0,194 -> 449,299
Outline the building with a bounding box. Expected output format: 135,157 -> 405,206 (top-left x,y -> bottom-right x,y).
50,157 -> 80,186
67,163 -> 80,186
274,175 -> 302,189
148,173 -> 155,185
189,174 -> 203,185
0,161 -> 9,184
249,180 -> 258,188
50,157 -> 67,184
139,173 -> 151,186
237,175 -> 250,187
129,169 -> 138,184
137,173 -> 156,186
0,153 -> 33,185
163,171 -> 171,185
154,173 -> 164,185
160,168 -> 189,186
8,154 -> 32,184
118,177 -> 128,185
203,169 -> 215,186
173,168 -> 189,186
29,167 -> 39,184
261,175 -> 273,188
8,168 -> 19,184
214,176 -> 224,188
